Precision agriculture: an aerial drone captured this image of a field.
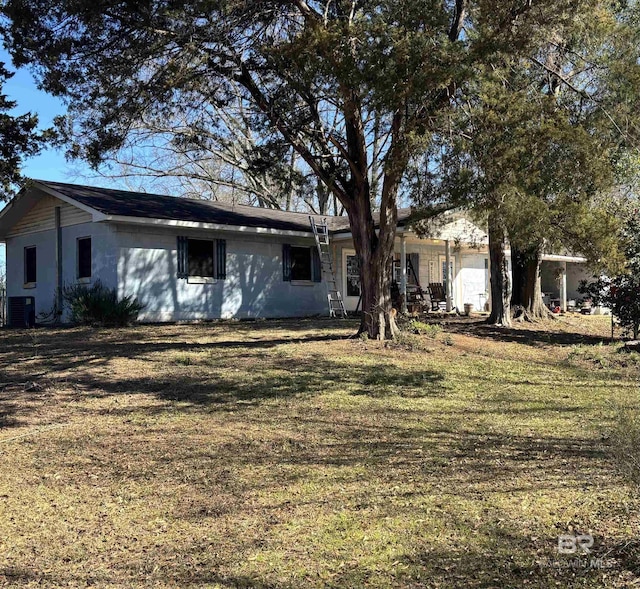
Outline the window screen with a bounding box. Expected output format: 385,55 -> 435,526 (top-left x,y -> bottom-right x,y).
78,237 -> 92,279
24,247 -> 36,284
290,246 -> 312,281
188,239 -> 215,277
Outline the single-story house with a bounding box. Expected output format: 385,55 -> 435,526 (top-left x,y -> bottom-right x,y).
0,180 -> 592,325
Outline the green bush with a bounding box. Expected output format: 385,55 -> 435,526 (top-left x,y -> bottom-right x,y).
63,280 -> 144,326
387,331 -> 434,352
408,320 -> 442,338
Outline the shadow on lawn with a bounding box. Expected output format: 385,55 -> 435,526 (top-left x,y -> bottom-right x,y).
443,319 -> 609,348
0,328 -> 350,372
0,373 -> 53,430
0,319 -> 615,433
65,355 -> 449,407
396,521 -> 614,589
2,327 -> 630,588
1,525 -> 631,589
0,566 -> 293,589
0,324 -> 446,428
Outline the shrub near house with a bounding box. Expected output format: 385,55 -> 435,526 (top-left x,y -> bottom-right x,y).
580,213 -> 640,340
63,281 -> 143,326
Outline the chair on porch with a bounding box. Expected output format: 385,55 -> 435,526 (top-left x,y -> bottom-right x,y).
391,257 -> 427,313
427,283 -> 447,311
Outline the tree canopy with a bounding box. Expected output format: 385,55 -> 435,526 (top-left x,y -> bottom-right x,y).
1,0 -> 633,334
412,2 -> 640,323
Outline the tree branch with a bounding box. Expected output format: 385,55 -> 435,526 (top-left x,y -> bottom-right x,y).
449,0 -> 468,42
235,62 -> 351,203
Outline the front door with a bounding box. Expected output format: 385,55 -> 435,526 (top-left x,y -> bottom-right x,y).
342,249 -> 361,312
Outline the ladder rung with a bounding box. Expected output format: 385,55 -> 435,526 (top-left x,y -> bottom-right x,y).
310,215 -> 348,319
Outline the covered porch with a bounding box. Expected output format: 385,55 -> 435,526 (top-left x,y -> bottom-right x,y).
540,256 -> 591,312
332,213 -> 490,314
330,213 -> 589,317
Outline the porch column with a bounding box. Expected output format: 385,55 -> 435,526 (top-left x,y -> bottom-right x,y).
400,234 -> 408,314
445,239 -> 452,312
560,262 -> 567,312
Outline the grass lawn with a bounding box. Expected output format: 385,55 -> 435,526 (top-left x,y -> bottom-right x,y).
0,315 -> 639,588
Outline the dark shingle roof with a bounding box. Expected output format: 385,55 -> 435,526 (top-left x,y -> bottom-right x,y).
37,180 -> 410,234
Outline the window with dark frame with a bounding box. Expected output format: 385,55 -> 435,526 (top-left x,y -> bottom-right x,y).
177,237 -> 226,280
24,246 -> 36,284
346,254 -> 360,297
392,254 -> 419,285
188,238 -> 215,277
77,237 -> 92,279
290,246 -> 313,281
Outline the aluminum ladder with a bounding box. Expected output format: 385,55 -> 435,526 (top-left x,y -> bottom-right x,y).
309,216 -> 348,318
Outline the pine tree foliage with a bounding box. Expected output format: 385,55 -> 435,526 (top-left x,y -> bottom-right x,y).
0,62 -> 49,198
413,1 -> 640,323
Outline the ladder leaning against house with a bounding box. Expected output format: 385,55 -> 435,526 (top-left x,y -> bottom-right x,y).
309,216 -> 348,318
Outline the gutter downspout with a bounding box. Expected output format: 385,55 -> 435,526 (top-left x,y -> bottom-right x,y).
55,206 -> 62,322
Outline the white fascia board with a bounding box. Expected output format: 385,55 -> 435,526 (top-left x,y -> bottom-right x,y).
541,253 -> 587,263
503,249 -> 587,263
100,214 -> 315,238
33,181 -> 107,219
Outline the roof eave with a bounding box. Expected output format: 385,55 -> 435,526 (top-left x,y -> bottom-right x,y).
101,214 -> 316,238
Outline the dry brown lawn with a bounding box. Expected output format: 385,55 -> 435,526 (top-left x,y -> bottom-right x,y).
0,315 -> 639,588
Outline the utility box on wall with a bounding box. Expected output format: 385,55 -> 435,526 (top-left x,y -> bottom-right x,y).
8,296 -> 35,328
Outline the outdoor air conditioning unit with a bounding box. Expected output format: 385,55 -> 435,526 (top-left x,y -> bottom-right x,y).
8,296 -> 35,328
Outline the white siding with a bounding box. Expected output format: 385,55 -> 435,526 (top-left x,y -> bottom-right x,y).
114,226 -> 328,321
7,195 -> 92,237
5,222 -> 118,321
566,262 -> 592,302
423,214 -> 488,244
460,254 -> 489,311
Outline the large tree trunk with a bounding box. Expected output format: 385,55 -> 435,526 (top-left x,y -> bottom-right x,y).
348,190 -> 399,340
487,211 -> 512,326
511,243 -> 552,321
239,56 -> 403,340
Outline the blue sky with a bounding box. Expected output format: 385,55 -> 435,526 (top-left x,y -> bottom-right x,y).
0,47 -> 85,187
0,48 -> 95,269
